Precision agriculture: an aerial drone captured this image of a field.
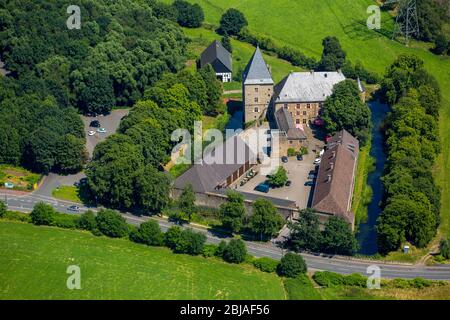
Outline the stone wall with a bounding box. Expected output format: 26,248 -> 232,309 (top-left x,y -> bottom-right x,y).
274,101 -> 321,125
244,83 -> 274,123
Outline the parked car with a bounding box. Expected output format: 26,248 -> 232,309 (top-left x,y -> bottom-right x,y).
281,156 -> 288,163
90,120 -> 101,128
68,205 -> 80,212
308,172 -> 316,180
305,181 -> 314,187
314,157 -> 321,165
296,154 -> 303,161
255,183 -> 270,193
325,134 -> 333,143
313,118 -> 324,126
97,127 -> 107,133
88,130 -> 96,136
285,180 -> 292,187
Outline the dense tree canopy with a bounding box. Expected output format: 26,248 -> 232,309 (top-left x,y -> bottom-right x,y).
219,8 -> 248,36
319,36 -> 346,71
248,198 -> 284,240
377,55 -> 441,253
219,191 -> 246,233
0,0 -> 188,114
172,0 -> 204,28
322,80 -> 371,145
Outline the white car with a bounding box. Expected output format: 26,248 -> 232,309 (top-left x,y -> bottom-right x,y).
97,127 -> 107,133
314,158 -> 321,165
88,130 -> 96,136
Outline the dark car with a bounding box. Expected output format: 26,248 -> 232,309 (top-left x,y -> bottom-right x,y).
90,120 -> 101,128
281,156 -> 288,163
285,180 -> 292,187
304,181 -> 314,187
255,183 -> 270,193
68,205 -> 80,212
296,154 -> 303,161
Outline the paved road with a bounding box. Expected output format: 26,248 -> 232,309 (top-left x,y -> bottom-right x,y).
3,190 -> 450,280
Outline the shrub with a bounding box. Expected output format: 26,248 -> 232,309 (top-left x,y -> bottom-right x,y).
30,202 -> 55,226
172,0 -> 204,28
252,257 -> 279,273
0,200 -> 6,217
223,239 -> 247,263
130,220 -> 163,246
2,210 -> 30,222
439,238 -> 450,259
53,213 -> 79,229
391,278 -> 410,289
287,148 -> 297,157
95,209 -> 129,238
164,226 -> 183,249
410,277 -> 432,289
344,273 -> 366,287
215,240 -> 227,257
278,253 -> 307,278
76,210 -> 96,231
312,271 -> 344,287
202,244 -> 218,258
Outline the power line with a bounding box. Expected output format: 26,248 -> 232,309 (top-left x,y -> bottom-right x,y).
384,0 -> 420,45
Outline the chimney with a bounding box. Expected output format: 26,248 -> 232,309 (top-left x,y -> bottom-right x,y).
326,174 -> 332,183
329,163 -> 334,171
330,150 -> 336,159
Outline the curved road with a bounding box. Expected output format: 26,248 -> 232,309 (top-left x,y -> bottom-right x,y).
2,189 -> 450,281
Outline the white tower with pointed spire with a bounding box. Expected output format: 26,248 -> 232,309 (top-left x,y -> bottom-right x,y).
242,46 -> 274,124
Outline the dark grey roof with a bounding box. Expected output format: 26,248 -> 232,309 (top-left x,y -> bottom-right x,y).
243,47 -> 274,85
174,135 -> 257,193
200,40 -> 232,73
274,107 -> 307,140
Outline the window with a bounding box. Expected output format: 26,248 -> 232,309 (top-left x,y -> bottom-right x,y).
254,97 -> 259,103
303,111 -> 307,115
303,119 -> 307,124
254,107 -> 259,113
296,111 -> 300,116
296,119 -> 300,124
296,104 -> 300,109
284,104 -> 288,109
255,87 -> 259,92
307,103 -> 311,109
289,141 -> 293,144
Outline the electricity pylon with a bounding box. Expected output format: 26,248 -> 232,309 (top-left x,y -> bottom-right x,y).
384,0 -> 420,45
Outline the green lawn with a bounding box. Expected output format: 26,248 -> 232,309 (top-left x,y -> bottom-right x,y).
0,221 -> 286,299
51,186 -> 82,203
173,0 -> 450,237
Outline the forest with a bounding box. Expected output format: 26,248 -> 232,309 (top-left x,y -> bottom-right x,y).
0,0 -> 189,174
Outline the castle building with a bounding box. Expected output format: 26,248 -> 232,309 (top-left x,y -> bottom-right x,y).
242,47 -> 274,123
273,70 -> 346,126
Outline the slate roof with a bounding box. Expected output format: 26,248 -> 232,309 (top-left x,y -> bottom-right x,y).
174,135 -> 257,193
275,71 -> 346,103
274,107 -> 307,140
200,40 -> 232,73
311,130 -> 359,224
243,47 -> 274,85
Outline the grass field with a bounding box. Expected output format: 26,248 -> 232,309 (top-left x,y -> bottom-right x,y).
0,221 -> 286,299
51,186 -> 82,203
352,141 -> 375,224
172,0 -> 450,238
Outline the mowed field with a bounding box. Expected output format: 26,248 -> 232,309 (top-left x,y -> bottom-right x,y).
0,221 -> 286,299
171,0 -> 450,237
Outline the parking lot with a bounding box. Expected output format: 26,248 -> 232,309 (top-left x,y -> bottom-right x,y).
82,109 -> 130,158
235,150 -> 318,209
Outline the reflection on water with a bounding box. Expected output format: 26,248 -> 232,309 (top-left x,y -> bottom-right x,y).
356,100 -> 390,255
